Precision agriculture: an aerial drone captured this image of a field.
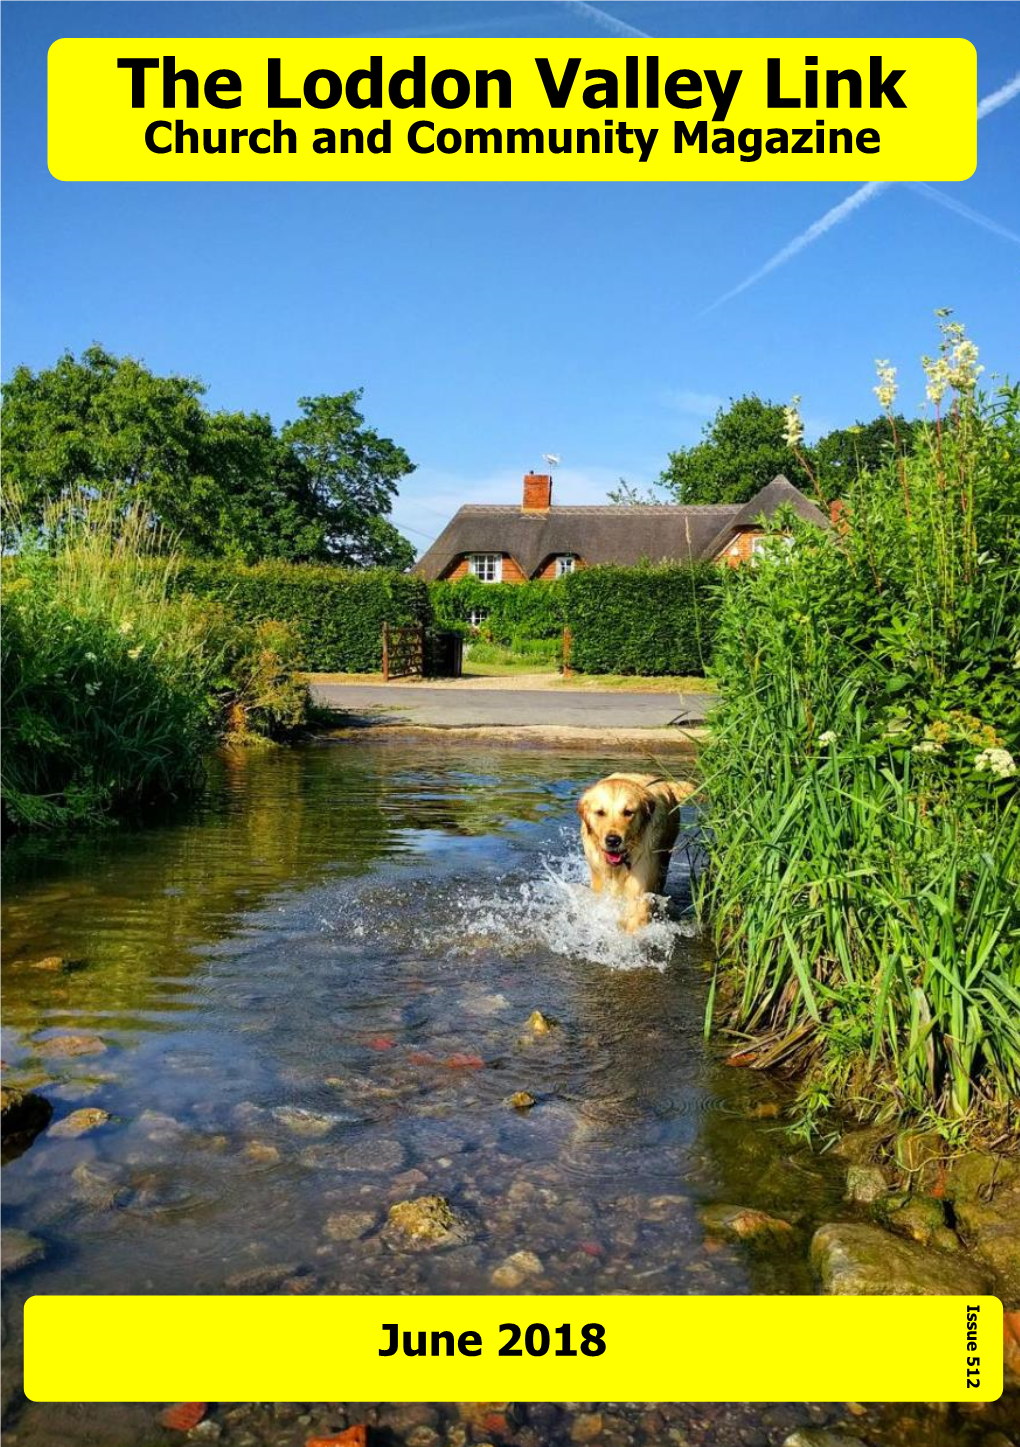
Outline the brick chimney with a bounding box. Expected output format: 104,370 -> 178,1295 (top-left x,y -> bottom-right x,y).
522,472 -> 552,512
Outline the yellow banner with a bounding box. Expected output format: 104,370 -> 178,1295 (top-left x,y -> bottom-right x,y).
25,1294 -> 1002,1401
48,38 -> 976,182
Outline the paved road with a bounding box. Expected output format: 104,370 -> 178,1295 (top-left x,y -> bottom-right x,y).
311,682 -> 716,729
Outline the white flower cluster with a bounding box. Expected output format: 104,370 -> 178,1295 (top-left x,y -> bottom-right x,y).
923,315 -> 984,406
818,730 -> 837,745
912,740 -> 944,754
974,747 -> 1017,779
783,396 -> 804,450
873,360 -> 898,412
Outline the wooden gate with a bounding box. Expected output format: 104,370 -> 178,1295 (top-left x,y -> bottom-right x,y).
382,622 -> 424,682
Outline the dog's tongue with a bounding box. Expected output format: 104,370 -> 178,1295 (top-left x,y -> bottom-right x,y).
604,850 -> 624,866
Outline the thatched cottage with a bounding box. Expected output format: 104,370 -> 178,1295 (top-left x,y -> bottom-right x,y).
413,471 -> 829,583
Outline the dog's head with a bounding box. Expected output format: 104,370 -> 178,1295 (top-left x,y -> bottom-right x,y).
577,777 -> 656,868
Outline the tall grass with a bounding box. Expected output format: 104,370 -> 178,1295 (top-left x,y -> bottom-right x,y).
701,325 -> 1020,1134
2,492 -> 309,829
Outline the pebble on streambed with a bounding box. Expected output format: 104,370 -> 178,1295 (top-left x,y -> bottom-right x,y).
381,1195 -> 474,1251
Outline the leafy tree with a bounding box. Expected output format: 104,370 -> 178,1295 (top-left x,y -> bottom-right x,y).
1,348 -> 416,568
1,345 -> 207,530
281,392 -> 416,569
658,395 -> 815,505
814,414 -> 920,498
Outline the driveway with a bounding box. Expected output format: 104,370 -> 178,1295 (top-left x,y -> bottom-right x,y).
311,682 -> 715,729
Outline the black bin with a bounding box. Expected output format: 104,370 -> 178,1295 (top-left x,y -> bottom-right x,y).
424,629 -> 464,678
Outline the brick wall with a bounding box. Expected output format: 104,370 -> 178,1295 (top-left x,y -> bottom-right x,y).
715,528 -> 762,568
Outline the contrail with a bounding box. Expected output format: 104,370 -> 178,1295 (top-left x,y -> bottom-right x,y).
699,182 -> 890,316
699,71 -> 1020,314
910,182 -> 1020,248
976,69 -> 1020,120
563,2 -> 651,40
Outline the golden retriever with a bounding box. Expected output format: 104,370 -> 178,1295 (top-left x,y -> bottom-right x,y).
577,773 -> 695,932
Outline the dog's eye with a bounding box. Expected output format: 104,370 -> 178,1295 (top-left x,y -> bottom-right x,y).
594,808 -> 606,817
622,808 -> 635,817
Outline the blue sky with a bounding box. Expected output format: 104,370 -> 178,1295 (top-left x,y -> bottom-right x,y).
3,2 -> 1019,553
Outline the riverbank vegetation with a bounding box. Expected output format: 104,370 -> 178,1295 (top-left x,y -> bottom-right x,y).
1,494 -> 312,830
701,320 -> 1020,1138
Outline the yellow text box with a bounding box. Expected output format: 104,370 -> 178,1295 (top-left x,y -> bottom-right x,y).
25,1294 -> 1002,1401
48,38 -> 976,181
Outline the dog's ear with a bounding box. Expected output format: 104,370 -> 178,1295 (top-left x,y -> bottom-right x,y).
577,790 -> 592,829
638,789 -> 657,823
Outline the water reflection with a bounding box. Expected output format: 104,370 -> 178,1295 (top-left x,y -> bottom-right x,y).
3,740 -> 852,1443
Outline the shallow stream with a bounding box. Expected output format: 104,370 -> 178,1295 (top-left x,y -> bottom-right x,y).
1,742 -> 1004,1445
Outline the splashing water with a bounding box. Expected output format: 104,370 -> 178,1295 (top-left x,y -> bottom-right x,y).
325,822 -> 699,971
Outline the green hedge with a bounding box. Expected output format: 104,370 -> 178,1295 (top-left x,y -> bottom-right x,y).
175,560 -> 431,672
563,563 -> 721,675
429,576 -> 566,649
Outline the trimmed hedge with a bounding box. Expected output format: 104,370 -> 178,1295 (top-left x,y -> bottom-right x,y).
563,562 -> 721,675
174,559 -> 431,672
429,576 -> 566,649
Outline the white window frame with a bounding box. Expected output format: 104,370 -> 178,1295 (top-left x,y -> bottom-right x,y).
554,555 -> 576,577
468,553 -> 502,583
468,607 -> 490,630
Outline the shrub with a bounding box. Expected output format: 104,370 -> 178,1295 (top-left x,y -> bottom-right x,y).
175,559 -> 431,672
2,499 -> 222,829
564,562 -> 720,675
700,328 -> 1020,1135
429,576 -> 566,650
209,614 -> 311,740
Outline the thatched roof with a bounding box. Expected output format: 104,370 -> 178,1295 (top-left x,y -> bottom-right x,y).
413,476 -> 827,580
701,476 -> 828,561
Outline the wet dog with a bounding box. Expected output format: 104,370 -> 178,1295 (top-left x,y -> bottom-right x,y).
577,773 -> 695,932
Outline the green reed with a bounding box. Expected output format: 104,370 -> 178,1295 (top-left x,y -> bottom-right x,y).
700,327 -> 1020,1133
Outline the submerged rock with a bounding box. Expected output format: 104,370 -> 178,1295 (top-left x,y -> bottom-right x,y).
29,954 -> 85,973
225,1263 -> 301,1293
243,1140 -> 280,1164
36,1033 -> 107,1058
49,1107 -> 111,1139
270,1105 -> 342,1137
382,1195 -> 473,1251
71,1160 -> 130,1210
505,1091 -> 537,1111
782,1432 -> 867,1447
0,1085 -> 52,1152
490,1250 -> 544,1288
699,1204 -> 795,1244
324,1211 -> 378,1242
0,1229 -> 46,1277
811,1222 -> 992,1295
518,1010 -> 560,1044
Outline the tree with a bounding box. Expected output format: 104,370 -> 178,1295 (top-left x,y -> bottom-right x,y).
1,348 -> 417,567
658,395 -> 816,505
280,392 -> 416,568
1,345 -> 207,530
815,415 -> 921,498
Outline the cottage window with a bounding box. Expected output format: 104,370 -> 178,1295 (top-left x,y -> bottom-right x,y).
468,553 -> 502,582
554,555 -> 576,577
468,607 -> 490,630
751,533 -> 795,559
